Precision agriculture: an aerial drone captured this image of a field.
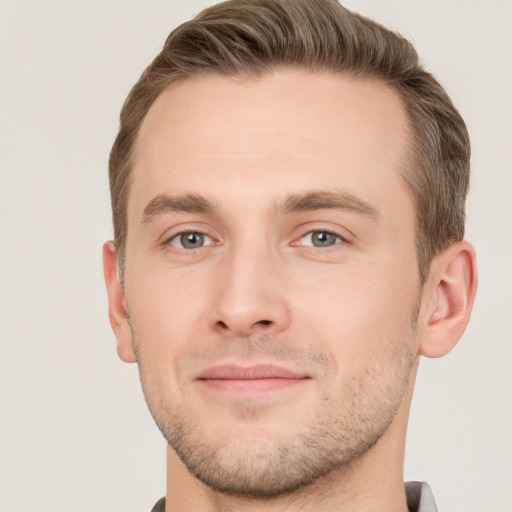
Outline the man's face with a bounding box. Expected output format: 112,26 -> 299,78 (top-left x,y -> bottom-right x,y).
119,70 -> 422,496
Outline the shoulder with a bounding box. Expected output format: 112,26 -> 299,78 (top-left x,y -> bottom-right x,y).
150,497 -> 166,512
405,481 -> 438,512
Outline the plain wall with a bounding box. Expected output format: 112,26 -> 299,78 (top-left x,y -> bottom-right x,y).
1,1 -> 511,511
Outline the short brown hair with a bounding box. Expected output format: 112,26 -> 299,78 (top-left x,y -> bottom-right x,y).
109,0 -> 470,282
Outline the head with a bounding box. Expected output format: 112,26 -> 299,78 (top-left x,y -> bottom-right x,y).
104,0 -> 476,501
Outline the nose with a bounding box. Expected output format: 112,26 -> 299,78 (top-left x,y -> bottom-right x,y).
209,244 -> 291,337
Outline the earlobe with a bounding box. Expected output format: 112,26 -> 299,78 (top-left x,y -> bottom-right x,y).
103,241 -> 137,363
419,241 -> 477,358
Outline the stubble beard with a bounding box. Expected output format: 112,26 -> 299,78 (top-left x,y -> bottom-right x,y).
131,311 -> 419,498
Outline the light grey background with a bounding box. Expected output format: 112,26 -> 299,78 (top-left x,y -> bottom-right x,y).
1,1 -> 510,511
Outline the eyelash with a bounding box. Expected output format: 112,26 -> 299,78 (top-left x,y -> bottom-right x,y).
164,231 -> 216,250
163,228 -> 349,252
294,229 -> 348,248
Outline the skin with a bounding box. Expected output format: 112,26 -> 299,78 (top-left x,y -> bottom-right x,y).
104,70 -> 477,512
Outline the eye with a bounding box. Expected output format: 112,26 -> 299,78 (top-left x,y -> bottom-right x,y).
168,232 -> 214,250
298,230 -> 343,248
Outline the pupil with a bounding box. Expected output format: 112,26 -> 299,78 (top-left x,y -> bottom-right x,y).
182,232 -> 203,248
313,232 -> 334,247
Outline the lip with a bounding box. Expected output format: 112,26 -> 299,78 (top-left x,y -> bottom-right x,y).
196,364 -> 310,393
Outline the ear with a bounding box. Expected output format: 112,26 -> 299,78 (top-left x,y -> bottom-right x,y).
103,241 -> 136,363
418,241 -> 477,358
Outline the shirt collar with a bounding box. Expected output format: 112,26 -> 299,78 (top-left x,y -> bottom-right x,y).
405,481 -> 438,512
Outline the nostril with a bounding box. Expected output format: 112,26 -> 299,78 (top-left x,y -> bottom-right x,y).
213,318 -> 274,334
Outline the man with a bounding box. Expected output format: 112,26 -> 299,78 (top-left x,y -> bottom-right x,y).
103,0 -> 477,510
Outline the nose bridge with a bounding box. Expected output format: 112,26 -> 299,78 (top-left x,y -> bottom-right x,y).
211,234 -> 290,336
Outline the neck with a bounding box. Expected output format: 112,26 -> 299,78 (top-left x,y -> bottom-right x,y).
164,363 -> 418,512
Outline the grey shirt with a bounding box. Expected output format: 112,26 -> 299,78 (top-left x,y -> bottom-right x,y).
150,481 -> 437,512
405,481 -> 438,512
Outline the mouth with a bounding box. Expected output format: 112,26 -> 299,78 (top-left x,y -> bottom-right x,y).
196,364 -> 311,393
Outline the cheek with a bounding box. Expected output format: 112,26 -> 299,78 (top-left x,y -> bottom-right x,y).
291,262 -> 419,368
125,267 -> 210,365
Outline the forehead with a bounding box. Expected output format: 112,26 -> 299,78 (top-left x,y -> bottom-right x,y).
131,70 -> 412,219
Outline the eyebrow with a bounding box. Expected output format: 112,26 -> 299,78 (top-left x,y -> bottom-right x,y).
141,190 -> 379,225
275,190 -> 379,220
142,193 -> 215,225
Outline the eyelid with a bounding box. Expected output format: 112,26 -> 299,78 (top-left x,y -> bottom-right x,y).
158,224 -> 352,251
291,227 -> 351,247
169,232 -> 215,249
160,224 -> 220,248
